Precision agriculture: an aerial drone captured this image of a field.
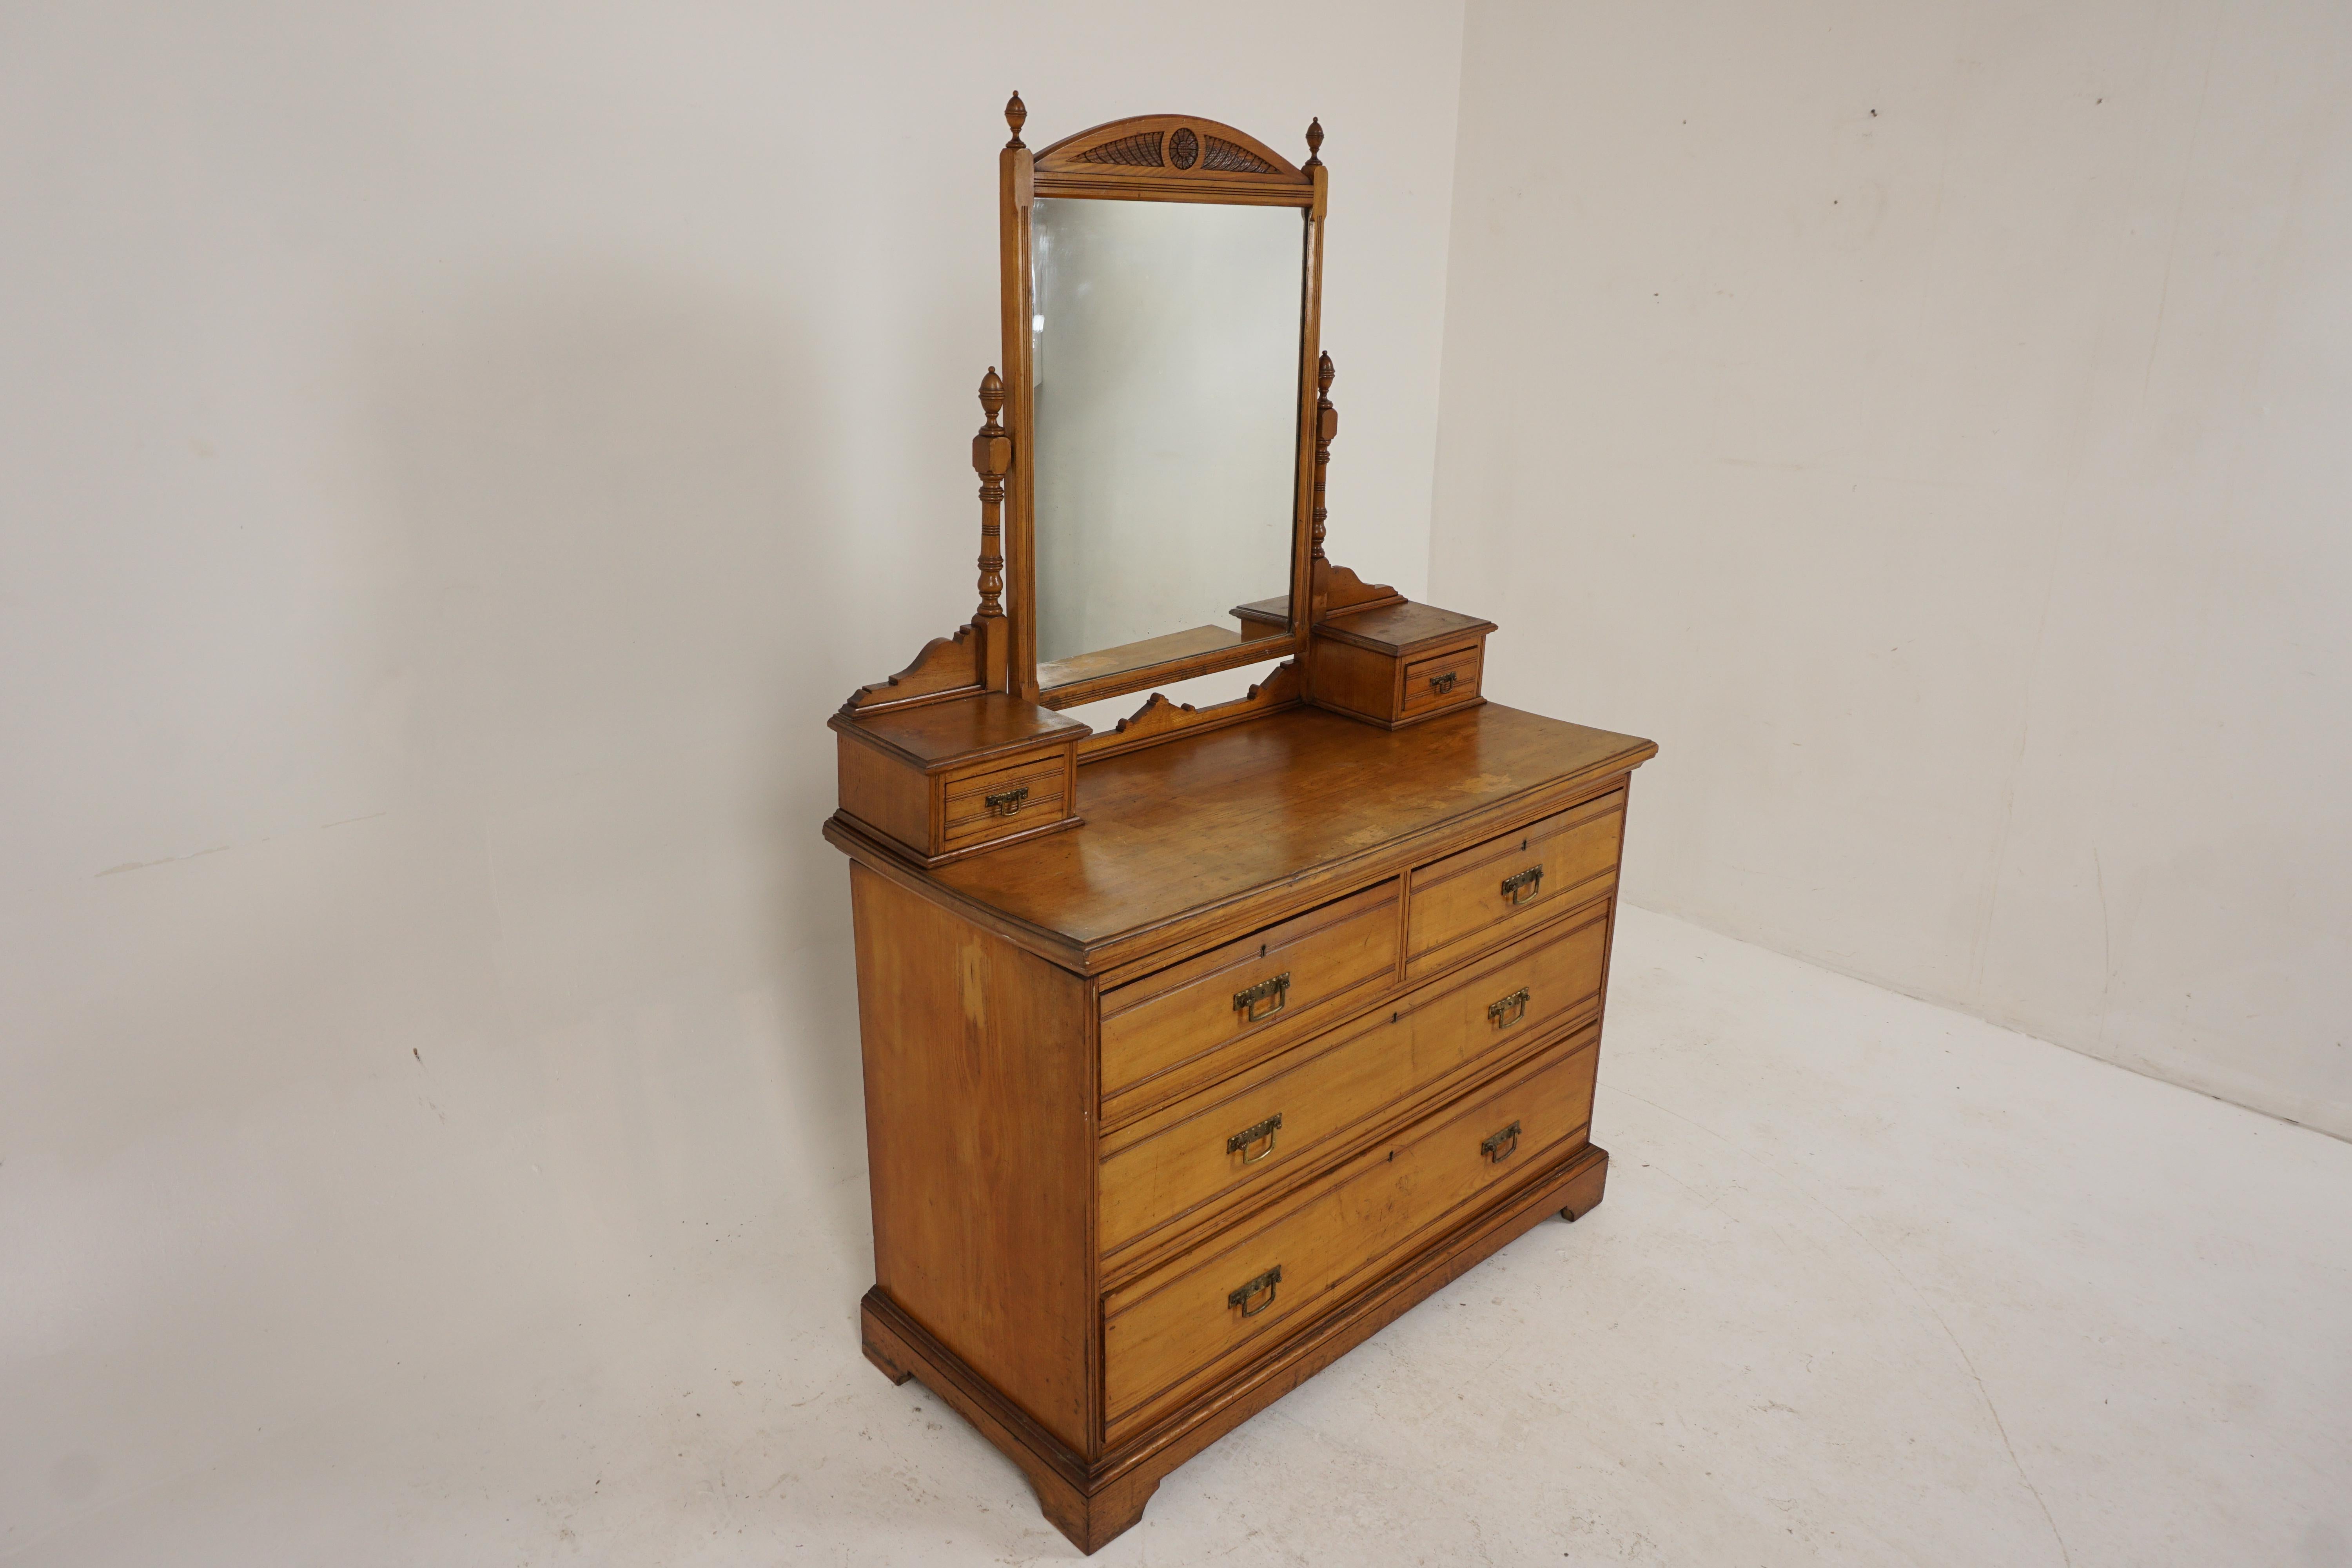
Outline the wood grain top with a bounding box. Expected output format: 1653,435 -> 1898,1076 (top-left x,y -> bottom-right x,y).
831,693 -> 1091,771
1313,601 -> 1496,656
833,702 -> 1653,969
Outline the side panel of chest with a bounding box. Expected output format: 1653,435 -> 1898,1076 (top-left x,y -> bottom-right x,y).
849,865 -> 1098,1454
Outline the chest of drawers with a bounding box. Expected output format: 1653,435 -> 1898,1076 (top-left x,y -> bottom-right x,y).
826,699 -> 1655,1552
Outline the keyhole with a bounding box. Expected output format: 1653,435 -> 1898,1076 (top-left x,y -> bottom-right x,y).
1521,837 -> 1528,851
1259,943 -> 1267,958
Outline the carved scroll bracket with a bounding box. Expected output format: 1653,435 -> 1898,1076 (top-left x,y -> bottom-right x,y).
1312,350 -> 1336,562
1077,661 -> 1302,764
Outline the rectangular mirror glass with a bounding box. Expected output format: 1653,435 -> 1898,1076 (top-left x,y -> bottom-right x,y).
1030,197 -> 1303,691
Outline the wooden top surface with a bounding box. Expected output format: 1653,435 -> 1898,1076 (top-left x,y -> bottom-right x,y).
1314,601 -> 1496,655
831,693 -> 1091,771
896,702 -> 1653,965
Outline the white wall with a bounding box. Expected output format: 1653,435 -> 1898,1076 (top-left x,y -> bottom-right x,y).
1434,0 -> 2352,1136
0,2 -> 1462,1547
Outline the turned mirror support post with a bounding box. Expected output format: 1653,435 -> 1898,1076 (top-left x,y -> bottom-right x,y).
973,368 -> 1011,692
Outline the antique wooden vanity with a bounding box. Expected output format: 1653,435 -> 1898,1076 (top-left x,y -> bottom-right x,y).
823,96 -> 1655,1553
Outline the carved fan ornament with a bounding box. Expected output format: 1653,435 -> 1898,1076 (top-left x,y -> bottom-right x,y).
1075,131 -> 1166,167
1202,135 -> 1276,174
1168,126 -> 1200,169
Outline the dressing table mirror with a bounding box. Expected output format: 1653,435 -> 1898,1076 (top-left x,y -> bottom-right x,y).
824,96 -> 1656,1553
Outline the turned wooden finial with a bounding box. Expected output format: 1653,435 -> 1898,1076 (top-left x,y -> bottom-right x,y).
1005,91 -> 1027,150
1304,117 -> 1324,168
973,368 -> 1010,619
1312,352 -> 1337,561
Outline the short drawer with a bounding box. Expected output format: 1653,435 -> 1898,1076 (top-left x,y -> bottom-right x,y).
1405,788 -> 1624,978
1399,642 -> 1482,717
1099,907 -> 1610,1261
1099,881 -> 1400,1125
939,753 -> 1069,850
1102,1032 -> 1599,1443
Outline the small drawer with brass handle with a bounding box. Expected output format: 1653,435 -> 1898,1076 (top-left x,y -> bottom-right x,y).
1499,866 -> 1544,906
1486,986 -> 1531,1028
1232,971 -> 1292,1024
1227,1265 -> 1283,1318
984,784 -> 1029,818
1480,1120 -> 1522,1163
1426,671 -> 1458,695
1225,1112 -> 1283,1164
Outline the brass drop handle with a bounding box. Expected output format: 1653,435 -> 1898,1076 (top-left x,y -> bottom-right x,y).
1233,971 -> 1291,1024
985,785 -> 1029,818
1500,865 -> 1544,905
1428,671 -> 1458,695
1226,1112 -> 1283,1164
1227,1265 -> 1283,1318
1487,987 -> 1531,1028
1481,1121 -> 1522,1163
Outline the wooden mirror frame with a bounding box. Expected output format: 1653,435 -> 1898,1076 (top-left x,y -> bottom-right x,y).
835,96 -> 1404,733
999,96 -> 1328,710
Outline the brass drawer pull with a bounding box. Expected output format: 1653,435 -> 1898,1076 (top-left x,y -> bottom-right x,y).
1427,671 -> 1458,695
1499,865 -> 1544,905
1232,971 -> 1291,1023
1226,1112 -> 1283,1164
1487,987 -> 1531,1028
1227,1265 -> 1283,1318
983,784 -> 1029,817
1481,1120 -> 1522,1163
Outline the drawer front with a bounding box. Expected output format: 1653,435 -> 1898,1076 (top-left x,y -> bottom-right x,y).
1102,1032 -> 1599,1442
1100,881 -> 1400,1124
940,752 -> 1068,850
1399,642 -> 1483,717
1406,788 -> 1624,978
1099,907 -> 1610,1261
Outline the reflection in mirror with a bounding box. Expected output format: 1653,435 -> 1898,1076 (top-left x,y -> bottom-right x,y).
1031,197 -> 1302,690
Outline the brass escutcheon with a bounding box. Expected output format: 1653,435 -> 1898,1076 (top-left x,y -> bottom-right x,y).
1481,1121 -> 1522,1163
984,785 -> 1029,817
1500,865 -> 1544,905
1225,1112 -> 1283,1164
1232,971 -> 1291,1023
1227,1265 -> 1283,1318
1487,987 -> 1531,1027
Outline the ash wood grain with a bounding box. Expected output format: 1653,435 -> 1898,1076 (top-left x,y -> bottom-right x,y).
1101,1035 -> 1600,1443
836,732 -> 931,853
1406,787 -> 1627,978
1398,642 -> 1484,719
1099,918 -> 1609,1265
830,693 -> 1086,773
1316,601 -> 1495,656
1099,880 -> 1399,1123
925,702 -> 1654,973
851,866 -> 1096,1452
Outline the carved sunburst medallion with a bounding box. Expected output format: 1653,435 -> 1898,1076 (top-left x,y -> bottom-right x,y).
1168,127 -> 1200,169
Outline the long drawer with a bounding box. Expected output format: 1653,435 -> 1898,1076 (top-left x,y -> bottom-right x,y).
1100,1031 -> 1599,1443
1405,788 -> 1624,978
1099,880 -> 1400,1125
1099,906 -> 1610,1263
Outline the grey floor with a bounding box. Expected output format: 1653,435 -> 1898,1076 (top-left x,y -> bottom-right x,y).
21,906 -> 2351,1566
